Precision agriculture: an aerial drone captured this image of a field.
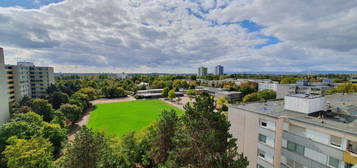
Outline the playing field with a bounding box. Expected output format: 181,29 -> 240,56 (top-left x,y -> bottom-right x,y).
88,99 -> 183,136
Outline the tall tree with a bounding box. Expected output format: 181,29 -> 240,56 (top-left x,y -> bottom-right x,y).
169,92 -> 249,168
48,91 -> 69,109
31,99 -> 55,122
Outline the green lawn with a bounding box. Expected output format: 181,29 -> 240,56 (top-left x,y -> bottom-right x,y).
88,99 -> 183,136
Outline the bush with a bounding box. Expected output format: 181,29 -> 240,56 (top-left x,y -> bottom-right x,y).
257,89 -> 276,100
243,93 -> 260,103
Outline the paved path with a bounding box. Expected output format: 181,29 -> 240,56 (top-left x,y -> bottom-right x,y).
68,96 -> 135,140
160,96 -> 191,110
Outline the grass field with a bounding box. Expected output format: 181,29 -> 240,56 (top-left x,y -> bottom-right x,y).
88,99 -> 183,136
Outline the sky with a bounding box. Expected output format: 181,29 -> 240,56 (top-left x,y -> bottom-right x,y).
0,0 -> 356,73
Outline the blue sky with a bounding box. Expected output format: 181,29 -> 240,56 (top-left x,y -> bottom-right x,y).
0,0 -> 356,73
0,0 -> 63,9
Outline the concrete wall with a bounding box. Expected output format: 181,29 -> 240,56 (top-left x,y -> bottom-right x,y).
284,96 -> 326,114
0,48 -> 9,125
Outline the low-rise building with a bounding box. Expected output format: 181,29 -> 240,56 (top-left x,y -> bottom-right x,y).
0,47 -> 9,125
196,86 -> 242,101
228,93 -> 357,168
5,62 -> 55,102
135,89 -> 184,99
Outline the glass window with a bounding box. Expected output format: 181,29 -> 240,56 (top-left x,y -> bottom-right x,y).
257,164 -> 264,168
328,156 -> 340,168
330,135 -> 342,147
259,134 -> 267,143
258,149 -> 265,159
287,141 -> 296,151
296,144 -> 305,155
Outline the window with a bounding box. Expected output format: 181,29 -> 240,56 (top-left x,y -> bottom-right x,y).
258,149 -> 265,159
259,134 -> 267,143
328,156 -> 340,168
330,135 -> 342,147
257,164 -> 264,168
260,120 -> 267,127
286,158 -> 304,168
287,141 -> 305,155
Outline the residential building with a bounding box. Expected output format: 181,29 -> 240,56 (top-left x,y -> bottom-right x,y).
351,76 -> 357,84
215,65 -> 224,75
115,72 -> 128,79
5,62 -> 55,102
0,47 -> 9,125
258,83 -> 296,99
198,66 -> 208,76
228,93 -> 357,168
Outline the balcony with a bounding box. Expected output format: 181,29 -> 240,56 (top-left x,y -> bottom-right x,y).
344,140 -> 357,164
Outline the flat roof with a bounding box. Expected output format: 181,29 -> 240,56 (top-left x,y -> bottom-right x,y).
230,93 -> 357,136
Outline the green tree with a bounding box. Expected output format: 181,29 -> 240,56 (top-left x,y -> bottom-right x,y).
240,85 -> 256,96
257,89 -> 276,100
169,93 -> 249,167
168,90 -> 176,100
336,83 -> 357,94
280,77 -> 298,84
149,110 -> 179,165
41,122 -> 67,155
162,87 -> 170,98
186,89 -> 196,96
77,87 -> 98,100
243,92 -> 260,103
48,91 -> 69,109
57,127 -> 105,168
59,104 -> 82,122
2,137 -> 53,168
31,99 -> 55,122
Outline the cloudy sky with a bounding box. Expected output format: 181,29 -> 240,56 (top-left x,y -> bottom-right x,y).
0,0 -> 356,73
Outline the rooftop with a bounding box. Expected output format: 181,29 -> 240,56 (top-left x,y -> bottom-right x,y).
230,93 -> 357,136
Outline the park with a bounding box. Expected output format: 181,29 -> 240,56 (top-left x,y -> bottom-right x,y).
87,99 -> 183,136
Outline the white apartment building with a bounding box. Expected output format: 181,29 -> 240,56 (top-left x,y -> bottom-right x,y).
0,47 -> 10,125
198,66 -> 208,76
258,83 -> 296,99
229,94 -> 357,168
5,61 -> 55,102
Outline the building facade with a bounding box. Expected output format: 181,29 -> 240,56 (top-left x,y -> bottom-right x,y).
5,62 -> 55,102
215,65 -> 224,75
351,76 -> 357,84
229,94 -> 357,168
0,47 -> 10,125
198,66 -> 208,76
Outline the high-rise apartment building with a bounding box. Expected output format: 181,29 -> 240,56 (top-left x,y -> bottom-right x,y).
5,61 -> 55,102
198,66 -> 208,76
215,65 -> 224,75
0,47 -> 10,125
229,94 -> 357,168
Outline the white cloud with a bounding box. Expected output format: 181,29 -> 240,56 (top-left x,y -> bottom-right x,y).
0,0 -> 356,73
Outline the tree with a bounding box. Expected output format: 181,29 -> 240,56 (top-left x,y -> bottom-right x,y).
48,91 -> 69,109
186,89 -> 196,96
243,93 -> 260,103
31,99 -> 55,122
149,110 -> 179,165
57,127 -> 106,168
336,83 -> 357,94
70,92 -> 90,110
2,137 -> 53,168
168,90 -> 176,101
41,122 -> 67,155
77,87 -> 98,101
18,96 -> 33,107
257,89 -> 276,100
280,77 -> 298,84
162,87 -> 170,98
240,85 -> 256,96
59,104 -> 82,122
102,86 -> 127,98
168,93 -> 249,167
216,96 -> 229,112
